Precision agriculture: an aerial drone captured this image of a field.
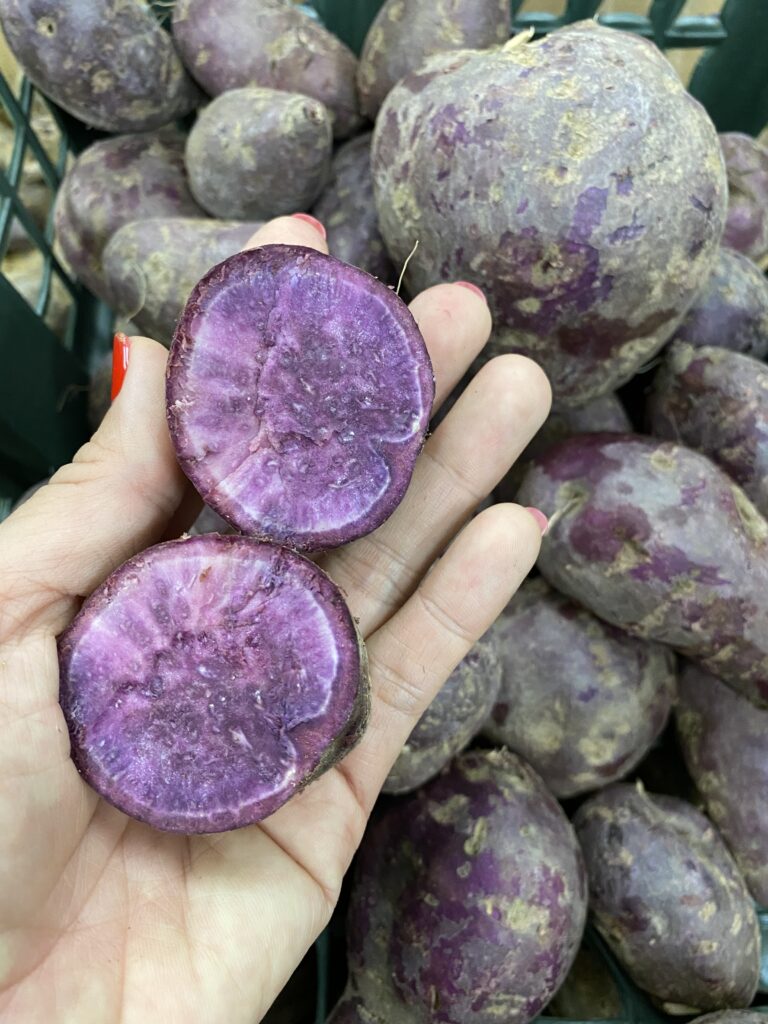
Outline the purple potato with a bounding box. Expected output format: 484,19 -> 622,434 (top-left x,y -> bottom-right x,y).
172,0 -> 362,139
372,22 -> 726,405
575,784 -> 760,1013
690,1014 -> 768,1024
357,0 -> 509,120
676,662 -> 768,907
0,0 -> 199,132
720,133 -> 768,264
649,342 -> 768,517
312,133 -> 394,282
58,534 -> 369,833
185,87 -> 332,220
483,578 -> 675,798
103,218 -> 261,346
383,631 -> 502,795
54,129 -> 203,303
166,245 -> 434,551
517,433 -> 768,707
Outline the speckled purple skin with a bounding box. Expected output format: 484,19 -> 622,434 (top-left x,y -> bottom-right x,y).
670,248 -> 768,358
649,342 -> 768,517
676,663 -> 768,907
172,0 -> 362,139
103,217 -> 261,346
167,245 -> 434,551
373,22 -> 727,406
720,133 -> 768,264
691,1013 -> 768,1024
0,0 -> 199,132
483,578 -> 675,798
57,535 -> 369,834
345,749 -> 587,1024
312,133 -> 394,282
575,784 -> 760,1013
517,434 -> 768,706
357,0 -> 508,119
54,130 -> 203,303
383,632 -> 502,795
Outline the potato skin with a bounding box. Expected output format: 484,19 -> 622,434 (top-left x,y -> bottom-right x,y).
373,22 -> 726,405
172,0 -> 362,138
649,342 -> 768,518
357,0 -> 509,119
720,133 -> 768,264
103,218 -> 260,346
690,1014 -> 768,1024
312,133 -> 393,282
185,87 -> 332,220
517,433 -> 768,707
0,0 -> 199,132
575,784 -> 760,1013
483,578 -> 675,798
676,662 -> 768,907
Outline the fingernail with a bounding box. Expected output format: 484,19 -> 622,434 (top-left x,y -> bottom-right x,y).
526,506 -> 549,535
455,281 -> 486,302
291,213 -> 327,239
111,332 -> 130,401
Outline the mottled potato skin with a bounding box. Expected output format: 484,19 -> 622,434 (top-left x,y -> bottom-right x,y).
669,249 -> 768,358
172,0 -> 362,138
357,0 -> 509,119
517,434 -> 768,707
676,663 -> 768,907
0,0 -> 199,132
345,750 -> 587,1024
575,785 -> 760,1013
372,22 -> 726,405
185,87 -> 332,220
483,579 -> 675,797
691,1013 -> 768,1024
54,130 -> 202,303
103,218 -> 260,346
649,342 -> 768,517
383,633 -> 502,795
312,133 -> 393,282
720,133 -> 768,264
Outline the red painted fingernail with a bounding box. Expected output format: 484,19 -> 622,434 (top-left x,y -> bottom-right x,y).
111,332 -> 130,401
455,281 -> 486,302
526,506 -> 549,535
291,213 -> 326,239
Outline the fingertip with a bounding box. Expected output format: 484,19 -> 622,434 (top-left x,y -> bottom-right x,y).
242,214 -> 330,254
471,352 -> 552,432
475,500 -> 543,561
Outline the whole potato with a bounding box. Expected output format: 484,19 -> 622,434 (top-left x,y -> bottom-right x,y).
720,133 -> 768,265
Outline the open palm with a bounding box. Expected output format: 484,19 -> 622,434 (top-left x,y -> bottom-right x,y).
0,216 -> 550,1024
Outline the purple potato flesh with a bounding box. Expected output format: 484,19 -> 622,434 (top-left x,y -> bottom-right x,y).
720,133 -> 768,264
167,245 -> 434,551
58,534 -> 369,833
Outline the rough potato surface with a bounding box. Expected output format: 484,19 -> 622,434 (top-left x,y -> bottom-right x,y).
720,133 -> 768,264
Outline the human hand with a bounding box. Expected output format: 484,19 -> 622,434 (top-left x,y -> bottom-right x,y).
0,215 -> 550,1023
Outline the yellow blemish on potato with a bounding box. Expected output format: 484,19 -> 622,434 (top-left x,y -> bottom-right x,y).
464,817 -> 489,856
479,896 -> 550,934
489,181 -> 504,204
517,297 -> 541,314
423,892 -> 439,908
525,714 -> 564,755
196,48 -> 209,67
649,447 -> 677,473
428,793 -> 469,825
387,1 -> 405,21
696,940 -> 718,955
91,69 -> 113,94
699,901 -> 716,921
731,913 -> 743,935
457,862 -> 472,879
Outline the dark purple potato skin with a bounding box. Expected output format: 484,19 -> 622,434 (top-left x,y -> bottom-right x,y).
649,342 -> 768,517
669,248 -> 768,358
357,0 -> 509,120
720,133 -> 768,264
383,632 -> 501,795
58,534 -> 369,833
312,133 -> 394,282
185,87 -> 332,220
103,218 -> 261,346
517,433 -> 768,707
167,245 -> 434,551
54,130 -> 203,303
483,578 -> 675,798
373,22 -> 726,406
574,784 -> 760,1013
346,749 -> 587,1024
0,0 -> 199,132
676,663 -> 768,907
172,0 -> 362,139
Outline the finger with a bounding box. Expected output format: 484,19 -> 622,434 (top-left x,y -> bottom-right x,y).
338,502 -> 543,814
0,336 -> 185,638
243,214 -> 329,254
323,354 -> 551,635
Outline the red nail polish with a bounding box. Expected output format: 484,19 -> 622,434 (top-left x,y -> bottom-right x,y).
291,213 -> 327,239
455,281 -> 486,302
111,332 -> 130,401
526,506 -> 549,535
